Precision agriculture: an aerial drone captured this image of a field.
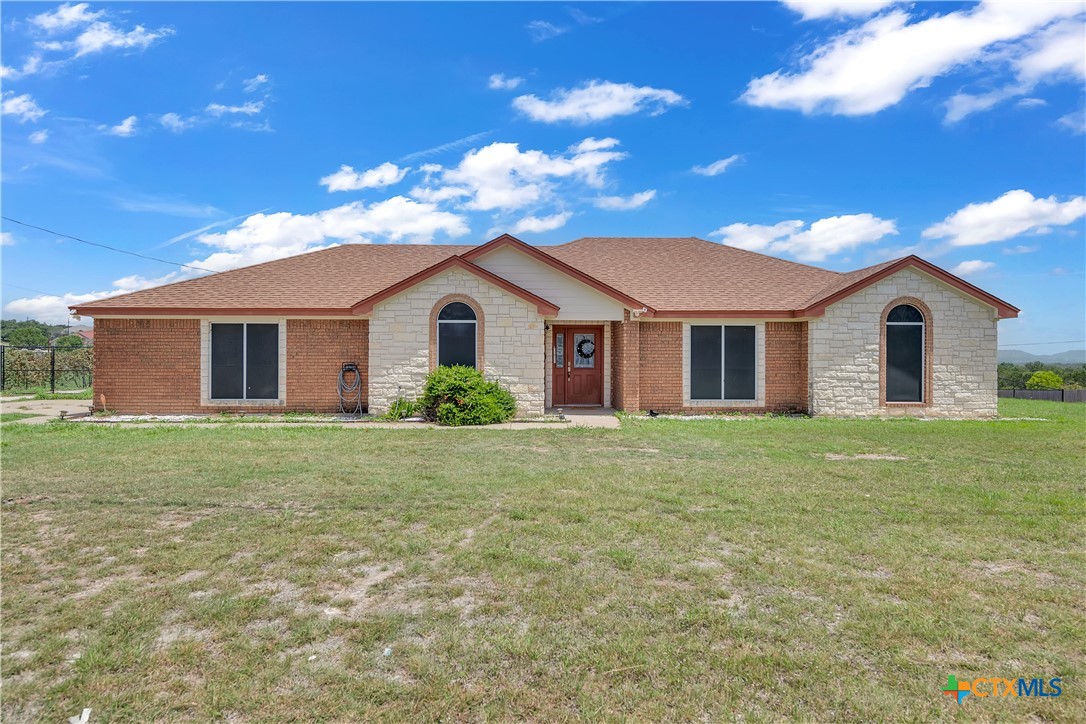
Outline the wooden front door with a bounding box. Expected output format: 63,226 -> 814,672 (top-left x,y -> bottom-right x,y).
552,326 -> 603,406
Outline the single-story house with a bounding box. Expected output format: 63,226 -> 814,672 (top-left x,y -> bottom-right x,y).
75,329 -> 94,346
70,234 -> 1018,418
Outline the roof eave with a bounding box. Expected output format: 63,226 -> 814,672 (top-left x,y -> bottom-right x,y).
350,255 -> 561,316
69,306 -> 357,317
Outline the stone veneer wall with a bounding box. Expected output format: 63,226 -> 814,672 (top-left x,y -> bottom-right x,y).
367,267 -> 546,416
808,267 -> 998,418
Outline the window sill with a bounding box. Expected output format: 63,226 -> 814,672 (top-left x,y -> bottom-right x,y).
883,401 -> 928,407
203,399 -> 285,407
687,398 -> 761,407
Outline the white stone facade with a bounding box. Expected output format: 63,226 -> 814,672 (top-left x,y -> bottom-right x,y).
367,268 -> 546,416
808,268 -> 999,418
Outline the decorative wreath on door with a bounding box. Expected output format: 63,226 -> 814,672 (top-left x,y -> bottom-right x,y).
576,338 -> 596,359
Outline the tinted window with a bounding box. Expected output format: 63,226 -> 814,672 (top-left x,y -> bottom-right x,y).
886,324 -> 923,401
245,324 -> 279,399
690,326 -> 722,400
887,304 -> 923,323
438,302 -> 476,321
724,326 -> 756,400
211,324 -> 244,399
439,322 -> 475,367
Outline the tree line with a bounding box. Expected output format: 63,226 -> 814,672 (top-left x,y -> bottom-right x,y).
999,362 -> 1086,390
1,319 -> 85,348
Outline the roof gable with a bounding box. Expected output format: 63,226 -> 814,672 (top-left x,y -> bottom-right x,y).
350,255 -> 560,316
801,255 -> 1019,318
462,234 -> 650,312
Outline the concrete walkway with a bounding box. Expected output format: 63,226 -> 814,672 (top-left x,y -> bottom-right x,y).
3,403 -> 620,430
1,397 -> 93,424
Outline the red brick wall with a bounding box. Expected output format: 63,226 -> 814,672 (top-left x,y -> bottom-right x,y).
765,321 -> 808,412
286,319 -> 368,412
610,312 -> 641,411
93,318 -> 202,412
92,317 -> 369,414
638,321 -> 684,412
624,320 -> 809,414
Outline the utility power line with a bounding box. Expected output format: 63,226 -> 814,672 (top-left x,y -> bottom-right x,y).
998,340 -> 1084,347
2,216 -> 213,273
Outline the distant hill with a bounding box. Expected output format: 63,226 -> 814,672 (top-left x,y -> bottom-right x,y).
998,349 -> 1086,364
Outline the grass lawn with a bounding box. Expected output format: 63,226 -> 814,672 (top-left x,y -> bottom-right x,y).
0,413 -> 42,423
2,398 -> 1083,721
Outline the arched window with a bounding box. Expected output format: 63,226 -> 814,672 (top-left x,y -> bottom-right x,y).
437,301 -> 477,368
885,303 -> 924,402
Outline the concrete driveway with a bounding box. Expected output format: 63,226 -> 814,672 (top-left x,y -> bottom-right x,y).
1,397 -> 93,424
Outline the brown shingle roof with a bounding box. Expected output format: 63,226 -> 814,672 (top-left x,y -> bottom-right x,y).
73,244 -> 473,314
70,236 -> 1018,318
544,237 -> 844,314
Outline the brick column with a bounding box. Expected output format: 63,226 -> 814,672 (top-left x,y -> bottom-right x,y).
611,310 -> 641,411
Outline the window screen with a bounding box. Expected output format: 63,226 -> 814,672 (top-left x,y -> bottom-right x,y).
245,324 -> 279,399
211,324 -> 244,399
690,326 -> 722,400
886,324 -> 923,402
724,326 -> 756,400
210,323 -> 279,400
438,322 -> 476,367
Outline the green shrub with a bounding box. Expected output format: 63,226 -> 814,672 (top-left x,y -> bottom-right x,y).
419,365 -> 517,426
53,335 -> 83,348
1026,370 -> 1063,390
383,396 -> 418,421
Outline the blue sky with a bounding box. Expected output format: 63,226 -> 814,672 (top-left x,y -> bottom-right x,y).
2,1 -> 1083,350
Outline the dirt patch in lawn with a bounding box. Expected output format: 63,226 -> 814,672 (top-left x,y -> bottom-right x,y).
823,453 -> 908,461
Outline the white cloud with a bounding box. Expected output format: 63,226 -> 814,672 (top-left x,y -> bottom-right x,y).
510,211 -> 572,235
6,290 -> 113,324
1058,109 -> 1086,134
488,73 -> 524,90
1004,244 -> 1038,255
513,80 -> 686,124
100,114 -> 138,136
945,19 -> 1086,122
781,1 -> 893,20
923,190 -> 1086,246
111,194 -> 222,218
43,20 -> 173,58
692,154 -> 741,176
2,92 -> 48,123
711,213 -> 897,261
30,2 -> 104,31
743,2 -> 1083,116
205,101 -> 263,117
159,112 -> 195,133
398,130 -> 492,163
1,232 -> 16,246
28,129 -> 49,144
950,259 -> 996,276
319,162 -> 409,192
413,137 -> 627,212
242,74 -> 269,93
0,55 -> 44,80
1017,97 -> 1048,108
196,196 -> 469,261
526,20 -> 568,42
593,189 -> 656,210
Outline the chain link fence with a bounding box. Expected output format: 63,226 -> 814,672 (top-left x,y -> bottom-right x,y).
1,346 -> 93,393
